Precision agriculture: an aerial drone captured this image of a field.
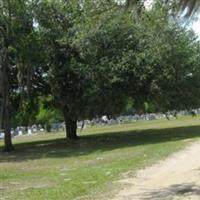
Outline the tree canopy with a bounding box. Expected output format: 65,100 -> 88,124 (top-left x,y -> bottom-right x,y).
1,0 -> 200,151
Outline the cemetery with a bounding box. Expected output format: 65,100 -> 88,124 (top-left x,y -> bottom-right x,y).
1,0 -> 200,200
0,109 -> 199,140
1,116 -> 200,199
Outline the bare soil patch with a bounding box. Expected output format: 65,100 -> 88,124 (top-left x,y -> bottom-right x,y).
112,141 -> 200,200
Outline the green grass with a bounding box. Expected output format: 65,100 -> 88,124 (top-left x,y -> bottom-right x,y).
1,116 -> 200,200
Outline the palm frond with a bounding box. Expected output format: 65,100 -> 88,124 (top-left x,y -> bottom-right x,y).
126,0 -> 200,16
180,0 -> 200,16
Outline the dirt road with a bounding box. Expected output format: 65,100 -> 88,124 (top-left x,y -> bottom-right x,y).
112,141 -> 200,200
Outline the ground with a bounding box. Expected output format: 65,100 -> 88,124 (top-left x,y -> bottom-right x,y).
112,141 -> 200,200
1,116 -> 200,200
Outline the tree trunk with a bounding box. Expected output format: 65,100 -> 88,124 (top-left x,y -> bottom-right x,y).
63,110 -> 78,140
0,53 -> 14,152
4,116 -> 14,152
66,118 -> 78,140
2,94 -> 14,151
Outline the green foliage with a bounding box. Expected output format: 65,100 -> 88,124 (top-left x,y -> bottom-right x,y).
0,0 -> 36,150
36,96 -> 63,125
140,4 -> 200,111
12,100 -> 37,127
34,0 -> 200,126
1,0 -> 200,146
35,0 -> 131,127
122,97 -> 136,115
115,3 -> 200,112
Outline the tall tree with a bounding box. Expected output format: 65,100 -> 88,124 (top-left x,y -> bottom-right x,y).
35,0 -> 87,139
35,0 -> 131,139
0,0 -> 33,151
126,3 -> 200,112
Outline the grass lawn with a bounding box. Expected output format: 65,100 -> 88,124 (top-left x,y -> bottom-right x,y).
1,116 -> 200,200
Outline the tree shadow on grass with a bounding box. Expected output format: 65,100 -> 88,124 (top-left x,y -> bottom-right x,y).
1,125 -> 200,162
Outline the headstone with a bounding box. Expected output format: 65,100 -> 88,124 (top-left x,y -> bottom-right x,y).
28,128 -> 32,135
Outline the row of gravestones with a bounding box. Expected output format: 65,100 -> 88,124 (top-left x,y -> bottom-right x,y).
80,109 -> 200,127
0,109 -> 200,139
82,113 -> 164,127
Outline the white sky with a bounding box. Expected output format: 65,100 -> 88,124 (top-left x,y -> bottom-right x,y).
192,18 -> 200,35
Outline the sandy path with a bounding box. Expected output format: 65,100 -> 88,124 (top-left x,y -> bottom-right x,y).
112,141 -> 200,200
